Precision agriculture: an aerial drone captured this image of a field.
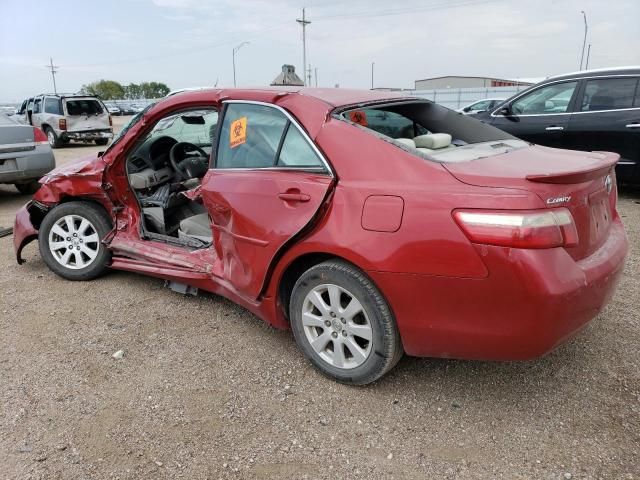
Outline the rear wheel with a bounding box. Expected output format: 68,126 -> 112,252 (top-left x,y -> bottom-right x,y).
95,138 -> 109,146
15,181 -> 40,195
38,202 -> 112,281
45,126 -> 62,148
289,260 -> 403,385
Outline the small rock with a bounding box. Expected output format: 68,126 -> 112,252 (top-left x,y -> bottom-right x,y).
112,350 -> 124,359
35,454 -> 48,462
56,444 -> 67,451
18,445 -> 33,453
223,463 -> 228,468
319,418 -> 328,426
451,401 -> 461,408
155,461 -> 163,467
564,474 -> 572,480
387,453 -> 393,460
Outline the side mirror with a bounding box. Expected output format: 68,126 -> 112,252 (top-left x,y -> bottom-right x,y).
463,106 -> 471,112
499,105 -> 512,116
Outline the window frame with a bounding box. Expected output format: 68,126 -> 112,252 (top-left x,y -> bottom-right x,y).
576,76 -> 640,112
490,74 -> 640,117
212,100 -> 333,176
33,96 -> 43,114
510,80 -> 579,116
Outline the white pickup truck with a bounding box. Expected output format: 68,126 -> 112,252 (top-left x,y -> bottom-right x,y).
15,94 -> 113,148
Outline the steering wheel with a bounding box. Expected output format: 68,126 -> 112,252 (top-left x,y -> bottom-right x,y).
169,142 -> 208,180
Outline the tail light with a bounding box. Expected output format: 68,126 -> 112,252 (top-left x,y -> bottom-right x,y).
58,118 -> 67,130
33,127 -> 48,145
453,208 -> 578,249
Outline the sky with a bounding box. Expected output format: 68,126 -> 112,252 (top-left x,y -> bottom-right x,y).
1,0 -> 639,102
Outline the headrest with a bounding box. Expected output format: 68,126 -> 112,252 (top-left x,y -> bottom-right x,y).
395,138 -> 415,148
414,133 -> 452,149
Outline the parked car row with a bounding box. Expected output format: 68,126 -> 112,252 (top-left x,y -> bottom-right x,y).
13,86 -> 628,384
15,94 -> 113,148
103,103 -> 145,116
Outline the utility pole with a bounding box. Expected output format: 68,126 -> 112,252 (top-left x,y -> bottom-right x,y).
371,62 -> 375,89
579,10 -> 588,70
296,7 -> 311,86
232,42 -> 249,87
307,64 -> 312,87
585,43 -> 592,70
314,67 -> 318,87
45,57 -> 58,94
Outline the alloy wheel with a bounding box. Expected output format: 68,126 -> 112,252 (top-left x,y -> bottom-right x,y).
48,215 -> 100,270
301,283 -> 373,369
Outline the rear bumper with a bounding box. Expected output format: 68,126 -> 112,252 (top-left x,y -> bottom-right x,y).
369,217 -> 628,360
0,148 -> 55,183
62,129 -> 113,141
13,203 -> 39,264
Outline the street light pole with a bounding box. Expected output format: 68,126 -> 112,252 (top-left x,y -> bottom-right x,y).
585,43 -> 592,70
579,10 -> 588,70
232,42 -> 249,87
371,62 -> 375,89
296,8 -> 311,86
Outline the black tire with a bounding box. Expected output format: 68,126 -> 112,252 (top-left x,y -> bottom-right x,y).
38,201 -> 112,281
95,138 -> 109,146
290,260 -> 403,385
45,126 -> 62,149
15,181 -> 40,195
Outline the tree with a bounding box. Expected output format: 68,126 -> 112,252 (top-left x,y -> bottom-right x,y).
139,81 -> 170,99
124,83 -> 142,100
79,79 -> 125,100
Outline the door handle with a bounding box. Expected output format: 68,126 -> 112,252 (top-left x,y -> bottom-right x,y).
625,123 -> 640,128
545,126 -> 564,131
278,192 -> 311,202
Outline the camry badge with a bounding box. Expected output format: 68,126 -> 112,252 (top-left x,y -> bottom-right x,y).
546,195 -> 571,205
604,174 -> 613,194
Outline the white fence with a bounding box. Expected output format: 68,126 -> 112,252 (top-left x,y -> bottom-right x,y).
406,86 -> 530,110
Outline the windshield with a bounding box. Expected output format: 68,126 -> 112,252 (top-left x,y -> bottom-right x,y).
106,103 -> 155,151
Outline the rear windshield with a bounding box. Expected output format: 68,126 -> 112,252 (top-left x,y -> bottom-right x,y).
340,100 -> 527,163
65,99 -> 104,116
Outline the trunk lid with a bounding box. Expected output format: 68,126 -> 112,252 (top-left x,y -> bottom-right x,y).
64,97 -> 111,132
443,145 -> 618,260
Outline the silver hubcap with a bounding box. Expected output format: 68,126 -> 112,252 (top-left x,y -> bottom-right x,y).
47,130 -> 55,146
48,215 -> 100,270
302,284 -> 373,369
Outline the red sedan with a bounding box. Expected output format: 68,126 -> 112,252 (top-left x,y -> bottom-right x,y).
14,88 -> 628,384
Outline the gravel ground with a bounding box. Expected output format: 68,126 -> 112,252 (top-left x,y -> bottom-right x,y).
1,118 -> 639,479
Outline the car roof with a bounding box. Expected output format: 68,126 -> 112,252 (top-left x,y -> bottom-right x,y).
545,66 -> 640,82
170,87 -> 412,109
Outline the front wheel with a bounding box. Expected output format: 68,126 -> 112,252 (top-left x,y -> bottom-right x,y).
38,202 -> 112,281
290,260 -> 403,385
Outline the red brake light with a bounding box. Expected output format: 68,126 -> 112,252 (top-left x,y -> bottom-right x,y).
33,127 -> 48,145
453,208 -> 578,249
59,118 -> 67,130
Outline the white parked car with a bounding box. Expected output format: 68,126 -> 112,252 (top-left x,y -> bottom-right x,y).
457,98 -> 505,115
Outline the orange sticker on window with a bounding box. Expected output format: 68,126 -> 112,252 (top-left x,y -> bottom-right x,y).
348,110 -> 368,126
230,116 -> 247,148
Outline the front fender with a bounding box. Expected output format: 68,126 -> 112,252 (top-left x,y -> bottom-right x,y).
14,203 -> 39,264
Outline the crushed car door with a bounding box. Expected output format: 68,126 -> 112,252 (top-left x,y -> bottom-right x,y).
200,101 -> 334,300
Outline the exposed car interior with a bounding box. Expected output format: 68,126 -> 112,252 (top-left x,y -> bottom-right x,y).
340,100 -> 528,163
125,109 -> 217,247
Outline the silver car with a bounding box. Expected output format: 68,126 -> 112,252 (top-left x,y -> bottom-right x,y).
15,94 -> 113,148
0,114 -> 55,194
